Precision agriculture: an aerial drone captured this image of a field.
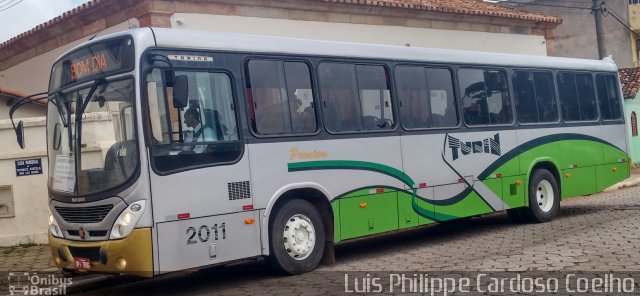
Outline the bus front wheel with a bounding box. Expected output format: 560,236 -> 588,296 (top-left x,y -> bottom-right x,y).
521,169 -> 560,223
268,199 -> 325,275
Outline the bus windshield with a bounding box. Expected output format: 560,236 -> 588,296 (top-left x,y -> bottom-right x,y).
47,78 -> 137,195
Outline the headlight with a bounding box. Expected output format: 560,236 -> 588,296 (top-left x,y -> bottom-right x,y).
49,212 -> 63,238
110,200 -> 146,239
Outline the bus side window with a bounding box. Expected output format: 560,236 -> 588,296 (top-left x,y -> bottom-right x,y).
532,72 -> 559,123
146,69 -> 172,144
575,74 -> 597,120
356,65 -> 394,130
319,62 -> 394,132
396,66 -> 430,129
558,72 -> 597,121
558,73 -> 580,121
319,63 -> 359,132
459,68 -> 511,126
396,66 -> 457,129
596,74 -> 622,120
246,60 -> 317,135
284,62 -> 317,133
513,70 -> 558,124
426,68 -> 457,127
147,69 -> 242,173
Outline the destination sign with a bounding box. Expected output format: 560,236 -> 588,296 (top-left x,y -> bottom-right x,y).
50,36 -> 134,90
69,52 -> 108,80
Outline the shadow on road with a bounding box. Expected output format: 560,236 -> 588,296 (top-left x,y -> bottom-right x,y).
77,200 -> 626,295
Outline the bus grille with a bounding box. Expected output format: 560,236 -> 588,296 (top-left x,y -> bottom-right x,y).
228,181 -> 251,200
55,205 -> 113,223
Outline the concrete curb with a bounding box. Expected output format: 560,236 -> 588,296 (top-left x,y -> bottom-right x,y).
66,275 -> 113,295
603,175 -> 640,192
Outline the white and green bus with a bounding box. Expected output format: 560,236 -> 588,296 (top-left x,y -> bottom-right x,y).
10,28 -> 629,277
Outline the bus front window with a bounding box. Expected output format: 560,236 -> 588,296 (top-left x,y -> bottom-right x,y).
47,78 -> 138,195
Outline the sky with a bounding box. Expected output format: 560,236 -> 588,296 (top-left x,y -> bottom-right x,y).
0,0 -> 91,43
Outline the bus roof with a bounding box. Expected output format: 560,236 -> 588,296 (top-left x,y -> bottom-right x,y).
89,28 -> 621,73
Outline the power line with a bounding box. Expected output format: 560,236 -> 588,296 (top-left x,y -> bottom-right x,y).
0,0 -> 22,11
0,0 -> 18,9
604,4 -> 639,38
501,0 -> 592,9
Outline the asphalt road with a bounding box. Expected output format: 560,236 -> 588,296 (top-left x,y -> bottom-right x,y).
76,186 -> 640,295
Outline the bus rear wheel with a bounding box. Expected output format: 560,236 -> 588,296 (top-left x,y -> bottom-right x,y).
521,169 -> 560,223
268,199 -> 325,275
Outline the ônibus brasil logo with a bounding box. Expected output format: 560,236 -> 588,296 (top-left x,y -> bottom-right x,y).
447,133 -> 501,161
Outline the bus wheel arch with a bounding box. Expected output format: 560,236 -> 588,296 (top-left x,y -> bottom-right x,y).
522,161 -> 561,223
529,160 -> 562,199
266,186 -> 335,273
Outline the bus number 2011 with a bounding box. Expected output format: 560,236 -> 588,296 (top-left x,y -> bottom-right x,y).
186,223 -> 226,245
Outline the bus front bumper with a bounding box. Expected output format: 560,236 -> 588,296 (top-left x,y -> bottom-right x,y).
49,228 -> 153,278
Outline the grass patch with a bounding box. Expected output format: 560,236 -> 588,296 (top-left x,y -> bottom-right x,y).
17,241 -> 36,248
1,247 -> 15,255
13,237 -> 37,249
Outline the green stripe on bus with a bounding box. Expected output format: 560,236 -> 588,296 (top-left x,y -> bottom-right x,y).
288,160 -> 415,187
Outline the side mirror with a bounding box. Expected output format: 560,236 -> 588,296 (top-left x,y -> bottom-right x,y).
15,121 -> 25,149
53,123 -> 62,150
173,75 -> 189,108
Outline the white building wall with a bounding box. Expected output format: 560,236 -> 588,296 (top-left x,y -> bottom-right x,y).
0,117 -> 49,245
0,102 -> 45,120
170,14 -> 548,56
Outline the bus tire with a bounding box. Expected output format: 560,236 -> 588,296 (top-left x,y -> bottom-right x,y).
522,169 -> 560,223
268,199 -> 325,275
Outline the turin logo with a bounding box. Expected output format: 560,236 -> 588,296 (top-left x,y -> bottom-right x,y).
448,133 -> 501,161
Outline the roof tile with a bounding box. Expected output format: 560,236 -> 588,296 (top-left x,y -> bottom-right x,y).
317,0 -> 562,23
619,68 -> 640,99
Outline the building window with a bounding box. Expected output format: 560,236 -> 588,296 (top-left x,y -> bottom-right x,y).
632,112 -> 638,137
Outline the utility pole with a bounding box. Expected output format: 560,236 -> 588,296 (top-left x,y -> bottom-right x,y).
593,0 -> 606,59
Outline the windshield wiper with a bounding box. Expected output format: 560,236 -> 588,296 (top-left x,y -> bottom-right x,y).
79,78 -> 106,116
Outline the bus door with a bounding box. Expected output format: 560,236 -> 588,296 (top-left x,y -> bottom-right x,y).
447,68 -> 522,214
145,68 -> 261,273
442,130 -> 519,215
396,66 -> 489,222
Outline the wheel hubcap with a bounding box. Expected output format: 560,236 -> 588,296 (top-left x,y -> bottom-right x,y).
536,180 -> 554,212
283,214 -> 315,260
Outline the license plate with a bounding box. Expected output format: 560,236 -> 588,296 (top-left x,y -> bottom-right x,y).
73,257 -> 91,270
